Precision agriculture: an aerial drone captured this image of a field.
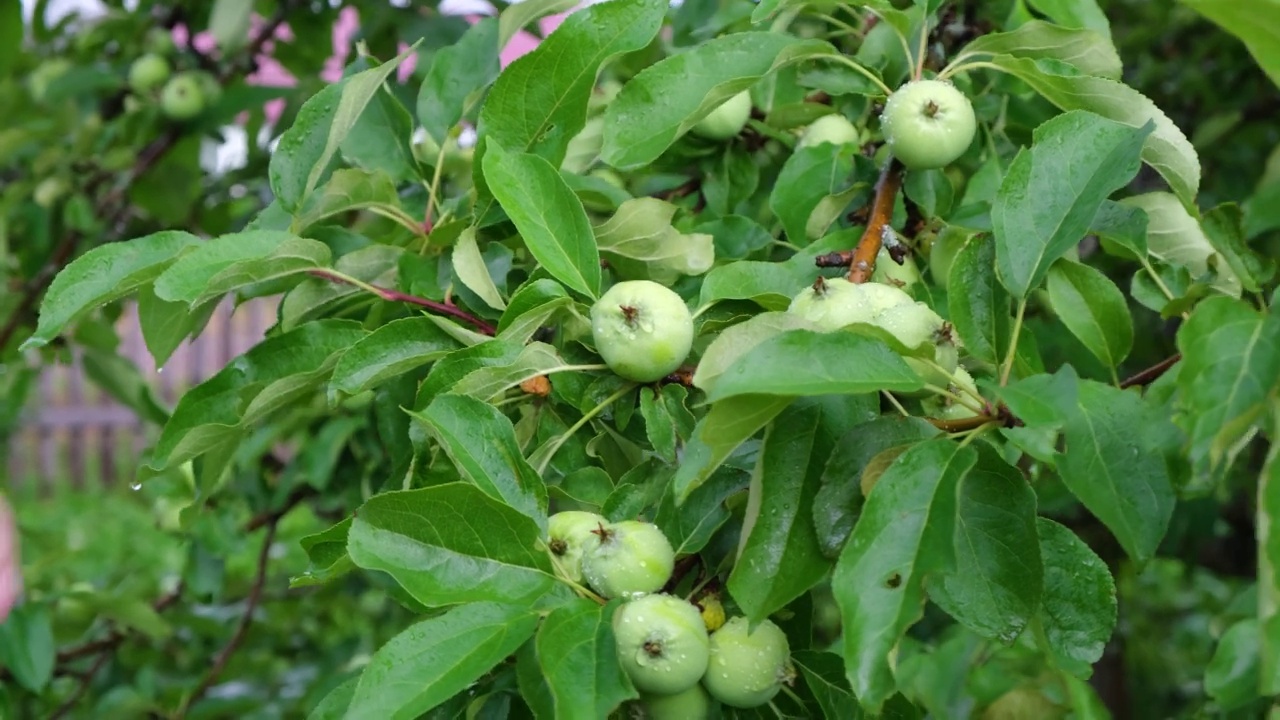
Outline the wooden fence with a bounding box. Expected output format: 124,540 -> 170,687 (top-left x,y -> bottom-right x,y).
5,298 -> 279,492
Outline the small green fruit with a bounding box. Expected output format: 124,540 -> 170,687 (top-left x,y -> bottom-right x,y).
880,79 -> 977,170
983,687 -> 1065,720
703,616 -> 793,708
614,594 -> 710,696
787,276 -> 875,331
928,225 -> 971,289
690,91 -> 752,141
590,280 -> 694,383
799,114 -> 860,148
547,510 -> 605,583
581,520 -> 675,598
145,27 -> 177,56
640,684 -> 713,719
160,72 -> 206,120
128,53 -> 171,94
871,246 -> 921,291
33,178 -> 67,208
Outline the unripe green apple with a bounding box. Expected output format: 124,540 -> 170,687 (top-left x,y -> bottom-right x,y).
128,53 -> 171,94
798,114 -> 860,149
928,225 -> 971,289
614,594 -> 710,696
640,684 -> 713,719
195,71 -> 223,108
590,280 -> 694,383
873,300 -> 945,351
690,91 -> 752,141
983,687 -> 1065,720
702,616 -> 793,708
547,510 -> 605,583
581,520 -> 675,599
160,72 -> 206,120
787,276 -> 875,331
880,79 -> 977,170
33,177 -> 67,208
145,27 -> 177,56
870,246 -> 921,291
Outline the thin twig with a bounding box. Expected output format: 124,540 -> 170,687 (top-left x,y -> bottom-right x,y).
177,520 -> 279,718
1119,353 -> 1182,389
48,650 -> 112,720
847,159 -> 904,283
309,268 -> 497,335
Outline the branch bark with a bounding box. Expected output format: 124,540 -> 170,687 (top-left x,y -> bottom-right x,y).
1119,353 -> 1181,389
309,268 -> 497,335
847,159 -> 904,283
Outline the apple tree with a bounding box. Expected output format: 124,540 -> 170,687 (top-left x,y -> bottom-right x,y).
4,0 -> 1280,717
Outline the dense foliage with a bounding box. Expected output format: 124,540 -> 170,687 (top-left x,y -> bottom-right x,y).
3,0 -> 1280,718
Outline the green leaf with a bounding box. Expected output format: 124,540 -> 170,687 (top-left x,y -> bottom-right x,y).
269,45 -> 416,212
1035,517 -> 1117,674
340,82 -> 418,183
479,0 -> 666,167
693,312 -> 813,393
280,245 -> 401,331
1260,437 -> 1280,694
498,0 -> 578,49
136,285 -> 217,369
1204,618 -> 1262,710
655,465 -> 746,555
344,602 -> 540,720
1122,192 -> 1242,297
417,18 -> 500,143
0,603 -> 55,693
482,142 -> 601,299
1026,0 -> 1112,37
602,33 -> 834,169
294,168 -> 407,233
453,227 -> 507,311
1090,199 -> 1148,257
698,262 -> 812,312
0,0 -> 21,74
346,484 -> 565,608
594,198 -> 714,283
307,676 -> 358,720
80,346 -> 170,426
150,320 -> 367,469
928,444 -> 1042,644
1200,203 -> 1275,293
447,342 -> 570,402
417,338 -> 524,407
291,518 -> 355,588
728,402 -> 834,623
410,394 -> 549,527
1180,0 -> 1280,88
1045,259 -> 1134,370
987,56 -> 1200,207
23,230 -> 198,350
496,280 -> 575,343
153,231 -> 331,307
793,651 -> 860,719
992,110 -> 1151,299
770,144 -> 868,244
833,439 -> 978,714
535,600 -> 637,718
902,169 -> 954,219
947,233 -> 1011,366
673,395 -> 794,501
703,329 -> 923,402
208,0 -> 253,53
1176,297 -> 1280,478
1058,380 -> 1176,564
962,20 -> 1120,78
330,317 -> 462,397
814,417 -> 940,559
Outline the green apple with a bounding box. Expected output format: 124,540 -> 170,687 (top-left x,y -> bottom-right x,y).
547,510 -> 605,583
640,684 -> 713,719
33,178 -> 67,208
128,53 -> 171,94
928,225 -> 971,289
702,616 -> 793,708
799,114 -> 860,148
871,246 -> 921,291
614,593 -> 710,696
160,72 -> 206,120
787,276 -> 875,331
690,91 -> 752,141
983,687 -> 1065,720
581,520 -> 675,598
880,79 -> 977,170
873,300 -> 945,351
590,280 -> 694,383
145,27 -> 177,56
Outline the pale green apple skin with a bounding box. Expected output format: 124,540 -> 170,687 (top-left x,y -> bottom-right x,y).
690,91 -> 752,141
702,616 -> 792,708
547,511 -> 606,583
160,72 -> 205,120
128,53 -> 171,94
871,246 -> 921,291
590,281 -> 694,383
640,684 -> 713,719
874,301 -> 945,351
799,114 -> 860,148
614,594 -> 710,696
787,277 -> 875,331
581,520 -> 676,598
881,79 -> 977,170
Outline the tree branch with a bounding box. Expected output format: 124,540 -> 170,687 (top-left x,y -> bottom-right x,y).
48,649 -> 113,720
309,268 -> 497,336
847,159 -> 904,283
1119,353 -> 1181,389
178,519 -> 279,718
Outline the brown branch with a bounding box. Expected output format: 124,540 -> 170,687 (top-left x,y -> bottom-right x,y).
927,414 -> 996,432
48,649 -> 112,720
1120,353 -> 1182,389
847,159 -> 904,284
178,520 -> 279,718
309,269 -> 497,335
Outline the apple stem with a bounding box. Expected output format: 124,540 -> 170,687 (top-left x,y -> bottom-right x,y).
847,159 -> 904,284
923,100 -> 940,118
620,305 -> 640,326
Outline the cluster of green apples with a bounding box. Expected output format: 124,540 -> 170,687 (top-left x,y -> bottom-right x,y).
547,512 -> 794,716
126,28 -> 221,121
